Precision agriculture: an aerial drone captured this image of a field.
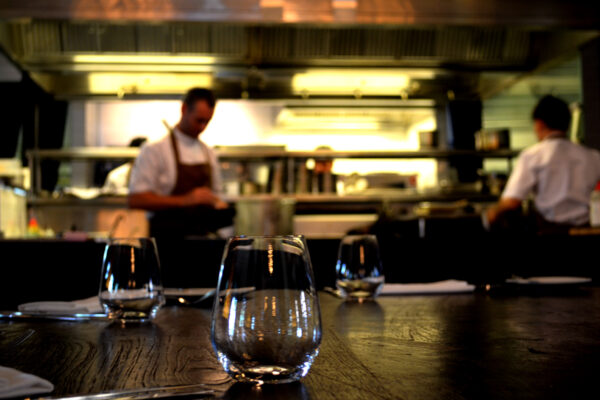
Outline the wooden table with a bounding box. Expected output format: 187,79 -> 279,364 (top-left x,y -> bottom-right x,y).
2,287 -> 600,399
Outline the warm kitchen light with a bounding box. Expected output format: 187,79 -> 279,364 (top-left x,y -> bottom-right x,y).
260,0 -> 284,7
87,72 -> 213,96
332,0 -> 358,9
292,69 -> 410,96
70,54 -> 217,72
72,54 -> 217,65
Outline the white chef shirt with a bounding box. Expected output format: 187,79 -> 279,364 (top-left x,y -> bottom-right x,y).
129,128 -> 222,196
502,136 -> 600,225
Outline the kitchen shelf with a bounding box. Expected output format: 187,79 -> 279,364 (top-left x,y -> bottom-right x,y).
27,147 -> 140,160
27,147 -> 520,160
220,149 -> 520,160
26,146 -> 519,198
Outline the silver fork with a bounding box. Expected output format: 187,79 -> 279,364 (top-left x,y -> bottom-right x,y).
35,383 -> 216,400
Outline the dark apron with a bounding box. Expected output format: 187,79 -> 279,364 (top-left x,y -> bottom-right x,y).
490,201 -> 575,236
149,132 -> 234,239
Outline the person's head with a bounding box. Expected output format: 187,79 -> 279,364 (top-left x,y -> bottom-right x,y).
128,137 -> 147,148
532,95 -> 571,140
178,88 -> 216,138
314,145 -> 333,173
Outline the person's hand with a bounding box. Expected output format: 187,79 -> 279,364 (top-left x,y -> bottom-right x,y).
182,187 -> 218,207
182,187 -> 229,209
214,199 -> 229,209
485,206 -> 499,226
485,197 -> 522,229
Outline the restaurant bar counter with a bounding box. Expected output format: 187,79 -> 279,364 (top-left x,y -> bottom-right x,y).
1,287 -> 599,399
0,233 -> 599,310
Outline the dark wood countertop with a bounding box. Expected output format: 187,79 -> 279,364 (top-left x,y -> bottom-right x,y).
2,288 -> 600,399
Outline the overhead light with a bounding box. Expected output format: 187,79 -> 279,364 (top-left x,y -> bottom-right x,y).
332,0 -> 358,9
260,0 -> 284,7
66,54 -> 218,72
72,54 -> 217,65
292,69 -> 411,96
86,72 -> 213,96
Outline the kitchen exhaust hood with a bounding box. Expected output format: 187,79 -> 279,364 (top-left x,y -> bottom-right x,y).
0,1 -> 598,100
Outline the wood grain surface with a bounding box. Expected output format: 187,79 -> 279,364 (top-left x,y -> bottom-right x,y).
2,288 -> 600,399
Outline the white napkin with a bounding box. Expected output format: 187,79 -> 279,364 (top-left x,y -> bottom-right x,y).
18,296 -> 103,314
0,366 -> 53,399
380,279 -> 475,295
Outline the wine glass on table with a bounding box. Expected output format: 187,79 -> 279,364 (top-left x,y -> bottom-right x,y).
99,238 -> 165,324
211,235 -> 322,384
335,234 -> 385,301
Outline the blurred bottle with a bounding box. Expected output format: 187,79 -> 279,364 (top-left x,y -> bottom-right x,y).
590,182 -> 600,227
27,215 -> 40,237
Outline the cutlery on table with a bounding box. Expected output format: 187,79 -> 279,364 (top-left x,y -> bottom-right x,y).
34,383 -> 215,400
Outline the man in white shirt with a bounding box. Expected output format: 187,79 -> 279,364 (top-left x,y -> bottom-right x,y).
486,95 -> 600,232
128,88 -> 232,238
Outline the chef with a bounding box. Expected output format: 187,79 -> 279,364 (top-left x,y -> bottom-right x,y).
485,94 -> 600,233
128,87 -> 233,239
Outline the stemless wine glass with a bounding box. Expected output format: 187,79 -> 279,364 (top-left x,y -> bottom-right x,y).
335,234 -> 385,301
211,235 -> 322,384
99,238 -> 165,323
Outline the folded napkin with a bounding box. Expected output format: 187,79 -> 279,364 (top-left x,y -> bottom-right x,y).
380,279 -> 475,295
18,296 -> 103,314
0,366 -> 53,399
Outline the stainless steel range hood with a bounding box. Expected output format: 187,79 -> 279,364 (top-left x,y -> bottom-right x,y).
0,0 -> 598,100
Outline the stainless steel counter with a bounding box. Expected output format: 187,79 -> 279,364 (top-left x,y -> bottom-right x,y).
29,196 -> 148,238
28,191 -> 494,239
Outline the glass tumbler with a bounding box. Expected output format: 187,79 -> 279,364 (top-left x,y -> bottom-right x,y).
335,234 -> 385,301
211,235 -> 322,384
99,238 -> 165,323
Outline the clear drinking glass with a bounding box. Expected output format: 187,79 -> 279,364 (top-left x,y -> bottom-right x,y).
99,238 -> 165,323
335,234 -> 385,301
211,235 -> 322,384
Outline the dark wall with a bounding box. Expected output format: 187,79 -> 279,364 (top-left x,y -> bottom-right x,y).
581,37 -> 600,151
2,234 -> 598,309
0,240 -> 105,309
438,99 -> 483,182
0,82 -> 25,158
0,75 -> 68,192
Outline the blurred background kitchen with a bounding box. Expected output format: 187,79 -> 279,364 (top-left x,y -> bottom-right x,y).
1,0 -> 599,240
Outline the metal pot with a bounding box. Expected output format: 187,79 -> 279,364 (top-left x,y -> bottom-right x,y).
234,196 -> 296,236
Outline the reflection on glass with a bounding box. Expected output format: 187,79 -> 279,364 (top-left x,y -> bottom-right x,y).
222,381 -> 311,400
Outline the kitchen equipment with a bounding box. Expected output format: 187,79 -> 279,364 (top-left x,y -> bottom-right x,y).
0,185 -> 26,238
234,196 -> 296,235
475,129 -> 510,151
413,199 -> 471,217
419,130 -> 439,149
477,170 -> 508,195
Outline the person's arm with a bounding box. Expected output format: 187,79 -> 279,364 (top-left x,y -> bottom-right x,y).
484,149 -> 535,228
128,187 -> 222,211
205,143 -> 224,196
486,197 -> 522,225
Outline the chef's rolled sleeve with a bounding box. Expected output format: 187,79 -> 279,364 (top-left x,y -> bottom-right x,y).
501,152 -> 536,201
129,145 -> 170,196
